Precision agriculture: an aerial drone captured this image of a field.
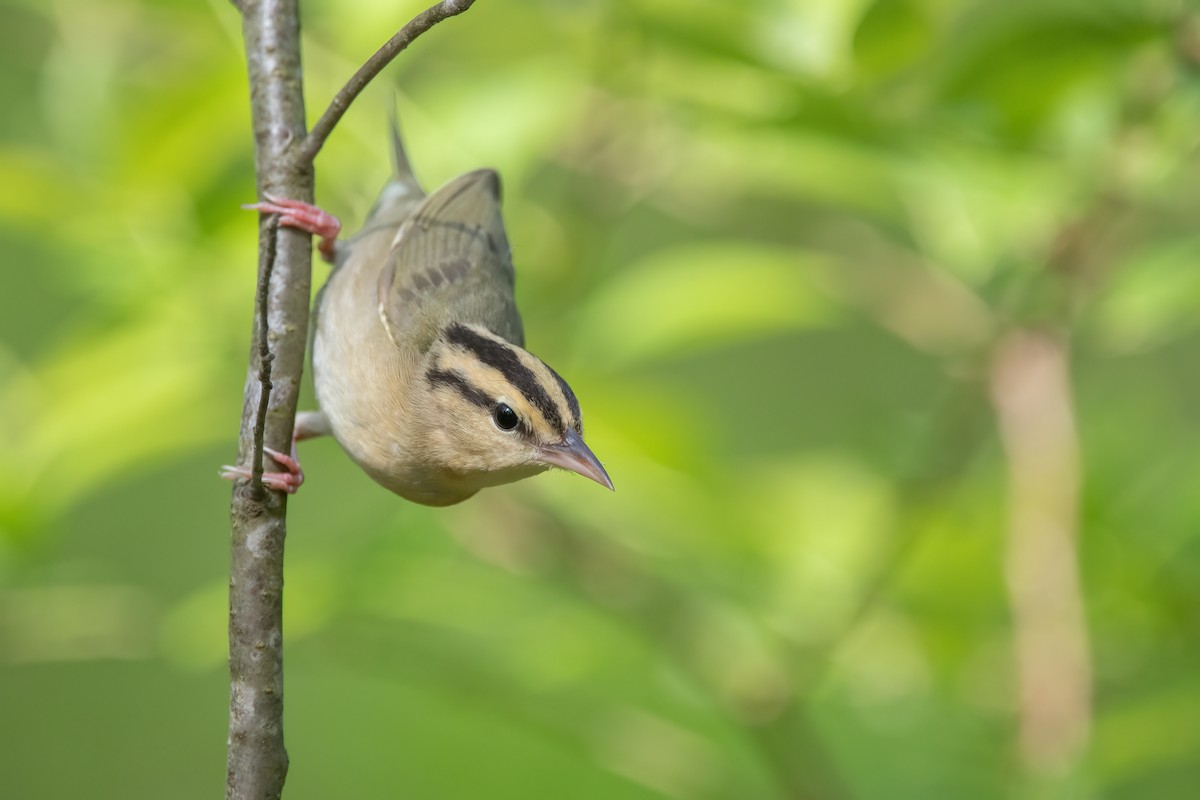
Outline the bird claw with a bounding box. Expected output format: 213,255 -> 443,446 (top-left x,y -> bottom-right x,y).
244,194 -> 341,262
220,445 -> 305,494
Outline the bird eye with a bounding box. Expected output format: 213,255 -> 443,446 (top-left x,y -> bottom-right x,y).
493,403 -> 519,431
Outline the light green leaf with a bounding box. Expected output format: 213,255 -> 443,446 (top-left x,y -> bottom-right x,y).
575,242 -> 838,367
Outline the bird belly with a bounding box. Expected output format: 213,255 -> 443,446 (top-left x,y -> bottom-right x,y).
311,265 -> 421,492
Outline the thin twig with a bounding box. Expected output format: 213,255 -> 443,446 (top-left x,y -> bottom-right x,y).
294,0 -> 478,166
251,216 -> 279,490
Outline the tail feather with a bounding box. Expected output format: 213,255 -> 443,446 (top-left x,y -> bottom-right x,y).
363,113 -> 425,227
390,115 -> 418,188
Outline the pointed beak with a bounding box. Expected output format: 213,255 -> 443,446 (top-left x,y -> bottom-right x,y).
536,429 -> 614,491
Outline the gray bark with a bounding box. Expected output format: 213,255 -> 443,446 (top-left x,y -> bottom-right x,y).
227,1 -> 312,797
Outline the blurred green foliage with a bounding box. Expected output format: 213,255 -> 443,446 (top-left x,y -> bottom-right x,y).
2,0 -> 1200,797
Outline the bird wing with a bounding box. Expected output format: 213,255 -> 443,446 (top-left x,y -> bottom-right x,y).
377,169 -> 524,352
312,120 -> 425,343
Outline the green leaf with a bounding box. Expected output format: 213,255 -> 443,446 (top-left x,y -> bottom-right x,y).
575,242 -> 838,368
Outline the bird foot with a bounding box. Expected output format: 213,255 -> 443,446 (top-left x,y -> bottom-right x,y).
220,445 -> 305,494
244,194 -> 341,262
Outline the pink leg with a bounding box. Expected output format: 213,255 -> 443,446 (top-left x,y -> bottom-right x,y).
244,194 -> 341,262
221,444 -> 305,494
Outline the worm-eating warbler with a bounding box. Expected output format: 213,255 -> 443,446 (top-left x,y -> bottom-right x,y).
222,125 -> 612,506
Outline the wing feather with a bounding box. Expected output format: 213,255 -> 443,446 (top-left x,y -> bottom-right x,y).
378,169 -> 524,351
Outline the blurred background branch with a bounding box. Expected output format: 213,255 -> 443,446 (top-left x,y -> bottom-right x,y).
991,330 -> 1089,780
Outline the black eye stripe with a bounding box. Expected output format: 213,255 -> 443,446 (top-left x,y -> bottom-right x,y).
426,368 -> 491,409
543,362 -> 582,435
445,324 -> 566,436
427,368 -> 534,437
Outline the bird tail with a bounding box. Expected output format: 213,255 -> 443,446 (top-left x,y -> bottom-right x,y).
389,114 -> 422,195
363,109 -> 425,227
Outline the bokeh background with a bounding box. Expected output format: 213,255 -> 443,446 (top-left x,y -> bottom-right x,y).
3,0 -> 1200,797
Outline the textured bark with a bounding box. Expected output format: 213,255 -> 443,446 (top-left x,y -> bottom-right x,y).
227,1 -> 312,798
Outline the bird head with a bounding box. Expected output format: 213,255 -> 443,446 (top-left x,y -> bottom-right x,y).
412,323 -> 612,502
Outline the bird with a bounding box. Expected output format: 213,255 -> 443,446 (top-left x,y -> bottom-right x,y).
222,123 -> 612,506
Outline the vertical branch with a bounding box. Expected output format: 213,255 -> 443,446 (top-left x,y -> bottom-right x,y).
227,3 -> 482,797
228,1 -> 313,798
250,218 -> 280,484
990,330 -> 1091,777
